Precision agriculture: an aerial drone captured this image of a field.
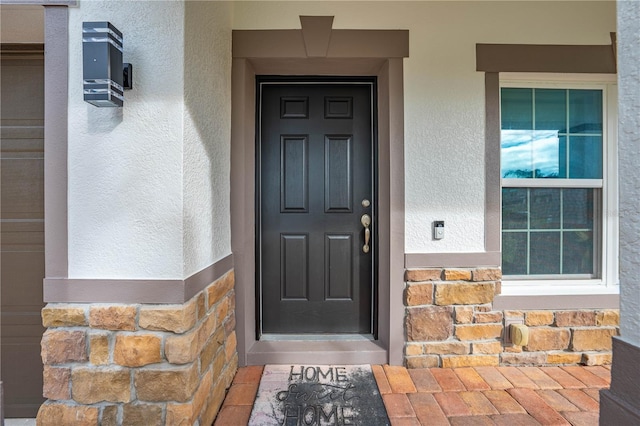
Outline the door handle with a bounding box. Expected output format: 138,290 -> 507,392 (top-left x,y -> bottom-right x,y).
361,214 -> 371,253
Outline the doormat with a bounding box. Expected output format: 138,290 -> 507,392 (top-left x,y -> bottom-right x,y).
248,364 -> 390,425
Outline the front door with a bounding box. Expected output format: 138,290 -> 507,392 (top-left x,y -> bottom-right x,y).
258,79 -> 376,335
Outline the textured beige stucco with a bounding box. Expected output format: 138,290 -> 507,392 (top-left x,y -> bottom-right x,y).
65,1 -> 616,278
183,1 -> 233,277
67,1 -> 233,279
68,1 -> 186,279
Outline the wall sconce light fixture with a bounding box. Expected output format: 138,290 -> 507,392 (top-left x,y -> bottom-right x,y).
83,22 -> 132,107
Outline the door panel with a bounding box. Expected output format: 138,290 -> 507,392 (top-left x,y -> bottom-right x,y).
281,234 -> 309,300
280,136 -> 309,212
259,81 -> 375,334
1,53 -> 46,417
325,135 -> 352,212
325,234 -> 353,299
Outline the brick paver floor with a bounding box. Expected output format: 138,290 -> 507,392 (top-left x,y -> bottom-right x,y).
214,365 -> 610,425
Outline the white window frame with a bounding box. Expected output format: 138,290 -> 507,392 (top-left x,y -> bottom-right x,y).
499,73 -> 619,296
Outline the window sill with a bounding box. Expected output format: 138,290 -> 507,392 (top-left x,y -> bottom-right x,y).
500,281 -> 620,296
494,284 -> 619,310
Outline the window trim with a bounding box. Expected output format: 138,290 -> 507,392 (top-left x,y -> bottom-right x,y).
499,75 -> 618,295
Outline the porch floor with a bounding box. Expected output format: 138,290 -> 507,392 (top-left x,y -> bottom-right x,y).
214,364 -> 610,425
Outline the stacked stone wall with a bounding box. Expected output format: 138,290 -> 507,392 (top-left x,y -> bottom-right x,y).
404,268 -> 618,368
36,270 -> 237,426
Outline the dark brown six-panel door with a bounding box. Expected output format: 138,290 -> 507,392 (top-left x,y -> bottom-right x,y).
259,80 -> 375,334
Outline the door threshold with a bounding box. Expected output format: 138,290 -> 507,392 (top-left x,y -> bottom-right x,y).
260,334 -> 375,342
246,339 -> 387,365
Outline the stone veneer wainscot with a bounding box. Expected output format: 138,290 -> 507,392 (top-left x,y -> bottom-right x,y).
36,270 -> 237,425
404,268 -> 619,368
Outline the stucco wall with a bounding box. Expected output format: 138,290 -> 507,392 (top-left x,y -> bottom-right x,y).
65,1 -> 615,278
67,1 -> 233,279
617,0 -> 640,347
233,1 -> 616,254
68,1 -> 186,278
0,5 -> 44,43
183,1 -> 232,277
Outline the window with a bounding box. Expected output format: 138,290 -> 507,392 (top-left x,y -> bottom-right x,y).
500,78 -> 617,288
